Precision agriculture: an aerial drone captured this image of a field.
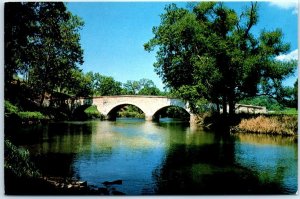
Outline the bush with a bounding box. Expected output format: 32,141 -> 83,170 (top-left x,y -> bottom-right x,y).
17,111 -> 46,120
72,105 -> 104,120
84,105 -> 102,119
4,139 -> 40,178
117,105 -> 145,118
5,100 -> 48,123
5,100 -> 19,115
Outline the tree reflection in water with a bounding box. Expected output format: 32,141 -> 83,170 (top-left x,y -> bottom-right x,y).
152,131 -> 289,194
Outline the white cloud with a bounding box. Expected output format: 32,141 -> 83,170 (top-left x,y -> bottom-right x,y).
275,49 -> 298,61
269,1 -> 298,14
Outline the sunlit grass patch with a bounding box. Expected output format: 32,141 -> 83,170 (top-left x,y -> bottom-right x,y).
84,105 -> 102,119
272,108 -> 298,115
237,115 -> 297,136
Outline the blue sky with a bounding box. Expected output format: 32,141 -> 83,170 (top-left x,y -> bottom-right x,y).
66,1 -> 298,90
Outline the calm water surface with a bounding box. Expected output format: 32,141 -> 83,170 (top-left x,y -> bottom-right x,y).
7,118 -> 298,195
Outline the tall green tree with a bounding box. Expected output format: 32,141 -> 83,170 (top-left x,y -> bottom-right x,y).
5,2 -> 84,106
5,3 -> 36,85
293,79 -> 298,109
67,70 -> 93,97
97,76 -> 122,96
123,78 -> 161,95
89,72 -> 122,96
123,80 -> 141,95
144,2 -> 296,115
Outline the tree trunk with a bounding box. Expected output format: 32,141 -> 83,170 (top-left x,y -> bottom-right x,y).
228,89 -> 236,117
216,102 -> 220,114
228,99 -> 235,116
40,91 -> 45,107
222,95 -> 227,116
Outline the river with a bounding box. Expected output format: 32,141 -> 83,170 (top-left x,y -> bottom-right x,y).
6,118 -> 298,195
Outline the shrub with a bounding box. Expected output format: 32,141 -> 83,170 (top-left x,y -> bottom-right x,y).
84,105 -> 102,119
4,139 -> 40,178
5,100 -> 19,115
17,111 -> 46,120
117,105 -> 145,118
5,100 -> 48,123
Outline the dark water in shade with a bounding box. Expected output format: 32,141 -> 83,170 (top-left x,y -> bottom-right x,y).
6,118 -> 298,195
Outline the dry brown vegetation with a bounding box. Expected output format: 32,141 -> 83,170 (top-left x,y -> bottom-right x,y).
236,115 -> 297,136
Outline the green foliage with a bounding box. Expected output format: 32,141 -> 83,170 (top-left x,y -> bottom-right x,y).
293,79 -> 298,109
5,100 -> 47,122
279,78 -> 298,109
84,105 -> 102,119
138,87 -> 161,95
272,108 -> 298,115
117,105 -> 145,118
122,78 -> 162,95
17,111 -> 46,120
144,2 -> 296,116
5,2 -> 84,105
164,106 -> 190,120
5,100 -> 19,115
123,80 -> 141,95
4,139 -> 40,178
170,85 -> 209,114
66,69 -> 93,97
72,105 -> 104,120
88,72 -> 122,96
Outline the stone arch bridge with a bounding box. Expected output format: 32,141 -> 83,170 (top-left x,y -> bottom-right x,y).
78,95 -> 196,123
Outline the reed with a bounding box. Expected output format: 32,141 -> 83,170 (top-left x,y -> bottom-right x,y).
237,115 -> 297,136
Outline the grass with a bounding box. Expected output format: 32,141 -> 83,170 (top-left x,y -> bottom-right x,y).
5,100 -> 19,115
271,108 -> 298,115
237,115 -> 297,136
17,111 -> 46,120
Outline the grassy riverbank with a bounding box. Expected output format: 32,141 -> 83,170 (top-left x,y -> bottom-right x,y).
202,113 -> 297,136
5,100 -> 105,122
5,101 -> 48,124
234,115 -> 297,136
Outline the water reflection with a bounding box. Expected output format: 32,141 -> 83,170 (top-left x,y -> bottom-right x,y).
6,119 -> 297,195
234,133 -> 298,194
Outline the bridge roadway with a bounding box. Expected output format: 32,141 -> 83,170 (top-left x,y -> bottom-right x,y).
79,95 -> 197,123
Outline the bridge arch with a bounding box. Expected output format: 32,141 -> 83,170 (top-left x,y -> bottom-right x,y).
105,103 -> 146,120
152,105 -> 190,121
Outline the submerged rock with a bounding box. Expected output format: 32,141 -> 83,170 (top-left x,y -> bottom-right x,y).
102,179 -> 122,186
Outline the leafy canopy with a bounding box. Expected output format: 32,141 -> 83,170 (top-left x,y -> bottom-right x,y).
5,2 -> 84,105
144,2 -> 296,114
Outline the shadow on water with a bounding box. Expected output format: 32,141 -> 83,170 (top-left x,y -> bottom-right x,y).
6,121 -> 95,178
152,132 -> 290,195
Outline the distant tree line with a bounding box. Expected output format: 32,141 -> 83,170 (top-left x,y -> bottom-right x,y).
80,72 -> 163,96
